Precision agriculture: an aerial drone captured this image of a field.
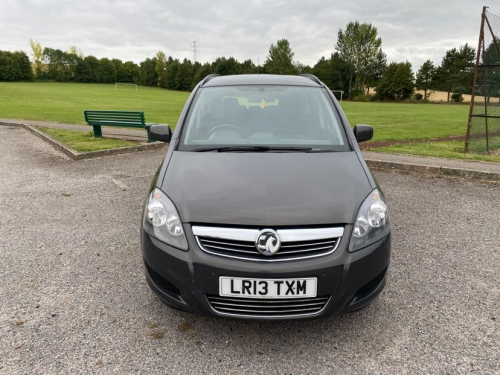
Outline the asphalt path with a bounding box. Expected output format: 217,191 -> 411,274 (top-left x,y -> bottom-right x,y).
1,126 -> 499,374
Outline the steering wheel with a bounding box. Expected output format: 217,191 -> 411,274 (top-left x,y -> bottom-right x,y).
207,124 -> 246,138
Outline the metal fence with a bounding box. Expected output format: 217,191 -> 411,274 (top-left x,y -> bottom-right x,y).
466,6 -> 500,153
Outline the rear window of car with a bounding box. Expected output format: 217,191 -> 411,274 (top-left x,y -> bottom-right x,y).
178,85 -> 350,152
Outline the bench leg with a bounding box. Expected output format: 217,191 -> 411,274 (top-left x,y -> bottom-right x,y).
93,125 -> 102,138
146,126 -> 153,143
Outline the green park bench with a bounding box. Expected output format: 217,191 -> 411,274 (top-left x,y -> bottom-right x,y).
84,110 -> 155,142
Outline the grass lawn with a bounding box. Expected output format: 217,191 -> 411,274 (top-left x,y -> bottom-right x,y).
340,101 -> 470,142
1,82 -> 469,142
38,127 -> 141,152
0,82 -> 190,126
368,140 -> 500,163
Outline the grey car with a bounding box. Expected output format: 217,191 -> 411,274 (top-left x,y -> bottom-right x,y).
141,74 -> 391,320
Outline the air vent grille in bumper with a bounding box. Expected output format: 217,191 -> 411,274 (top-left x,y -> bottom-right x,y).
145,262 -> 182,298
354,266 -> 388,301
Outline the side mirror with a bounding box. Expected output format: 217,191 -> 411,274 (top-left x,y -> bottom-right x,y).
150,125 -> 172,143
353,124 -> 373,143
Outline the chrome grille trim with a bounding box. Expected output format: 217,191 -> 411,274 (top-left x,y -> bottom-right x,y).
206,295 -> 331,318
193,226 -> 344,242
280,239 -> 336,248
197,243 -> 254,254
193,226 -> 344,262
192,226 -> 258,242
277,245 -> 335,254
201,238 -> 255,248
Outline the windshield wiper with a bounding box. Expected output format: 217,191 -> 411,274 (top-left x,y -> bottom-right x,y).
192,146 -> 314,152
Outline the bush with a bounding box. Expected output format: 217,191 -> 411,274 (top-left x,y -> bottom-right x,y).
352,93 -> 373,102
376,61 -> 414,100
414,93 -> 423,101
451,93 -> 463,102
348,88 -> 363,99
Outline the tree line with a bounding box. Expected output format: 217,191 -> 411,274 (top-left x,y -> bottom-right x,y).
0,50 -> 33,81
0,23 -> 480,101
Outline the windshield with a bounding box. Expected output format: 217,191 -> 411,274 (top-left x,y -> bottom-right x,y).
179,85 -> 350,152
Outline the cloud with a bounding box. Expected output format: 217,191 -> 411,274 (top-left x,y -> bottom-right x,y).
0,0 -> 486,69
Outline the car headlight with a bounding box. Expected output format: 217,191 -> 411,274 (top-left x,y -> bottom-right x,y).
349,189 -> 390,252
143,188 -> 188,251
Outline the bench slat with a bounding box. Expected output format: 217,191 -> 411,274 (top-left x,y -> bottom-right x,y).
85,115 -> 144,120
87,121 -> 144,128
85,112 -> 143,116
85,110 -> 144,113
86,118 -> 143,121
85,112 -> 144,116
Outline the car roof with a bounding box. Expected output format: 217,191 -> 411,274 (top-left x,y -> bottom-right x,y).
202,74 -> 322,88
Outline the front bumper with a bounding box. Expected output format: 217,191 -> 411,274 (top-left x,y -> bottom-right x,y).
141,225 -> 391,320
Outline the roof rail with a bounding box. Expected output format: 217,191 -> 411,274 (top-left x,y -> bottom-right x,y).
300,74 -> 322,86
200,74 -> 219,86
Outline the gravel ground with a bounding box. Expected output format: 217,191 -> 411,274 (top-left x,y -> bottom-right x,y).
1,126 -> 499,375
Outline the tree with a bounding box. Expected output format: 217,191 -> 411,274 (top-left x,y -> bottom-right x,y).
335,21 -> 382,96
313,53 -> 351,95
434,44 -> 475,101
415,60 -> 436,100
41,48 -> 65,81
123,61 -> 140,82
212,57 -> 241,76
240,59 -> 256,74
192,62 -> 212,87
99,58 -> 117,83
482,38 -> 500,98
165,59 -> 180,89
376,61 -> 414,100
313,57 -> 332,85
365,51 -> 387,94
84,56 -> 100,82
0,51 -> 15,80
294,61 -> 312,74
191,61 -> 202,87
176,59 -> 194,90
67,46 -> 84,59
13,51 -> 33,80
29,39 -> 43,78
264,39 -> 297,75
139,58 -> 158,86
0,51 -> 33,81
155,51 -> 167,87
75,58 -> 92,82
112,59 -> 129,82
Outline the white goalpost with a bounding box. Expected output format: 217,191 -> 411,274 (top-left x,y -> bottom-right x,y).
331,90 -> 344,102
115,83 -> 138,91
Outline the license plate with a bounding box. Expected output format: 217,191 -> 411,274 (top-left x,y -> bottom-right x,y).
219,277 -> 317,299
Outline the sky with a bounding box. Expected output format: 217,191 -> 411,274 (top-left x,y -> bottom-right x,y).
0,0 -> 493,70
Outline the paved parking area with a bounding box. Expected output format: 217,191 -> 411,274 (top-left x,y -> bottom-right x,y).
1,125 -> 499,374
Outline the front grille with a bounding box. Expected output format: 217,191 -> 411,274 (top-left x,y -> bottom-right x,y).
145,263 -> 182,298
193,226 -> 344,262
206,295 -> 330,317
198,237 -> 339,261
